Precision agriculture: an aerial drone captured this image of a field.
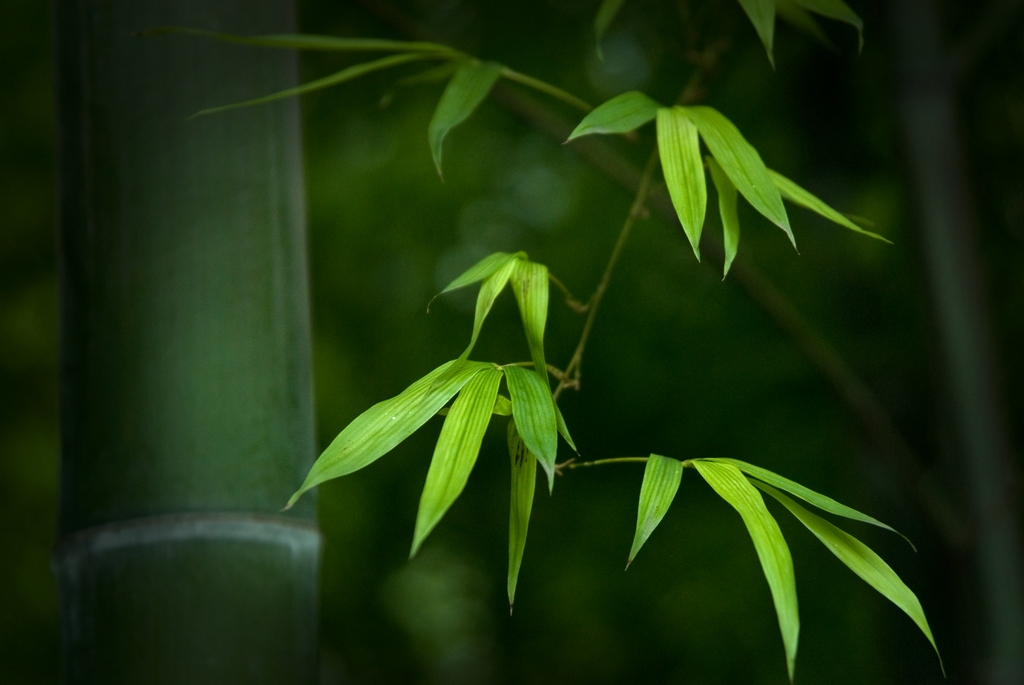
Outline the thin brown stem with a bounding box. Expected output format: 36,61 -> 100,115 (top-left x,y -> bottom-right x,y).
552,42 -> 727,402
561,456 -> 650,470
554,150 -> 660,401
549,273 -> 589,313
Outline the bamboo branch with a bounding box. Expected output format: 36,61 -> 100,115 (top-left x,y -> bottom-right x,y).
350,0 -> 960,544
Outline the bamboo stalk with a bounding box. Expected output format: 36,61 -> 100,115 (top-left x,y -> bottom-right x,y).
53,1 -> 319,681
891,1 -> 1024,683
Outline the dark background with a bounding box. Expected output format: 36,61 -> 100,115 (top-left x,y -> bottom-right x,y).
2,0 -> 1022,683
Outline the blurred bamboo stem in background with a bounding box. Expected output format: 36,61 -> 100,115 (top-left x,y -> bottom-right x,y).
892,0 -> 1024,683
52,0 -> 319,681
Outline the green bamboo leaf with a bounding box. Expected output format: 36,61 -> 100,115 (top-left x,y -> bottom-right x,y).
792,0 -> 864,51
694,460 -> 799,682
767,169 -> 891,243
287,360 -> 492,508
707,156 -> 740,278
775,0 -> 833,48
434,251 -> 526,301
706,457 -> 911,547
510,259 -> 549,380
411,367 -> 504,558
680,106 -> 795,249
143,26 -> 459,54
193,52 -> 440,117
554,403 -> 578,453
566,91 -> 659,142
737,0 -> 777,67
754,481 -> 943,672
657,107 -> 707,260
504,365 -> 558,493
628,454 -> 683,567
462,255 -> 520,359
428,60 -> 505,178
493,394 -> 513,416
507,419 -> 537,612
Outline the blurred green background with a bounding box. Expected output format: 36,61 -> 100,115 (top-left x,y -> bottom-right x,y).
3,0 -> 1022,683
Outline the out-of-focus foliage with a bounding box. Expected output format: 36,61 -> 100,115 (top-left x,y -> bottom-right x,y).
0,1 -> 59,683
4,1 -> 1024,684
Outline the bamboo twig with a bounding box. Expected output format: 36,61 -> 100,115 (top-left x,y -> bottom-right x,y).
350,0 -> 961,544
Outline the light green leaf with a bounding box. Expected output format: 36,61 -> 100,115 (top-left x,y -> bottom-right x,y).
428,60 -> 505,178
680,106 -> 794,249
628,455 -> 683,567
554,403 -> 578,453
504,365 -> 558,493
566,91 -> 659,142
510,259 -> 549,380
507,419 -> 537,611
775,0 -> 833,48
754,482 -> 942,672
435,251 -> 526,300
768,169 -> 891,243
287,360 -> 492,508
193,52 -> 439,117
143,26 -> 458,54
493,394 -> 513,416
707,457 -> 911,547
594,0 -> 628,57
694,460 -> 799,681
657,107 -> 707,260
708,156 -> 740,278
463,255 -> 520,359
792,0 -> 864,51
737,0 -> 777,67
411,367 -> 503,557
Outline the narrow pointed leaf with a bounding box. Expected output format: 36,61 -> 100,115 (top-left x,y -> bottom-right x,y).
567,91 -> 659,142
411,367 -> 503,557
554,403 -> 577,453
464,255 -> 519,358
504,365 -> 558,492
775,0 -> 833,48
507,420 -> 537,610
143,26 -> 458,54
694,460 -> 799,681
706,457 -> 911,547
428,60 -> 504,177
435,251 -> 526,299
680,106 -> 794,248
194,52 -> 439,117
737,0 -> 776,66
768,169 -> 891,243
792,0 -> 864,51
754,482 -> 942,671
493,394 -> 513,416
657,107 -> 707,259
431,256 -> 520,390
708,156 -> 741,278
628,455 -> 683,566
511,259 -> 549,380
287,360 -> 491,507
594,0 -> 628,53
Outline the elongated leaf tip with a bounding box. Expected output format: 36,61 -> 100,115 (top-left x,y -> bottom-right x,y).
509,603 -> 514,616
625,558 -> 633,571
284,490 -> 302,510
